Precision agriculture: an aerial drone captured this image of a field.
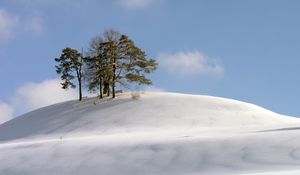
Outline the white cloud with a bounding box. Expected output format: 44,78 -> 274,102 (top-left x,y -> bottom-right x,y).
0,101 -> 14,124
0,9 -> 45,41
0,9 -> 20,40
158,51 -> 224,76
0,79 -> 78,122
118,0 -> 154,9
12,79 -> 77,114
25,15 -> 44,36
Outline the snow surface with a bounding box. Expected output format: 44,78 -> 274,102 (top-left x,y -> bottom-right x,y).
1,92 -> 300,175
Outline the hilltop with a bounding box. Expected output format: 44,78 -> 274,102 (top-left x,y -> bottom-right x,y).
1,92 -> 300,175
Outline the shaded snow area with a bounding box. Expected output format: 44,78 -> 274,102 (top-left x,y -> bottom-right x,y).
1,92 -> 300,175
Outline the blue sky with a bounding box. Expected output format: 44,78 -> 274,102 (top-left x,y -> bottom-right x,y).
1,0 -> 300,122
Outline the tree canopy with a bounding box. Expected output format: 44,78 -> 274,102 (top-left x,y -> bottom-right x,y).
54,29 -> 158,100
55,47 -> 83,101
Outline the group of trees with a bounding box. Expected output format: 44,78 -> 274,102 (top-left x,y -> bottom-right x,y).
55,29 -> 158,101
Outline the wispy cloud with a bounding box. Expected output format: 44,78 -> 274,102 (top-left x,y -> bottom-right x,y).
24,15 -> 44,36
12,79 -> 77,114
158,51 -> 224,76
0,79 -> 77,124
0,101 -> 13,124
117,0 -> 155,9
0,9 -> 20,40
0,8 -> 45,41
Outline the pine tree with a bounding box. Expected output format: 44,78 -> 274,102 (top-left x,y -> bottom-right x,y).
85,37 -> 104,98
103,30 -> 121,98
55,47 -> 83,101
118,35 -> 158,88
85,36 -> 114,98
101,32 -> 158,98
85,29 -> 158,99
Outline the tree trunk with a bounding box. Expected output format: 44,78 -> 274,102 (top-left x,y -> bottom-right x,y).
99,77 -> 103,99
78,56 -> 83,101
112,63 -> 116,98
78,78 -> 82,101
112,83 -> 115,98
107,83 -> 110,97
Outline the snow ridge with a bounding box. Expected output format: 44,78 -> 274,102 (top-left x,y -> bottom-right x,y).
0,92 -> 300,175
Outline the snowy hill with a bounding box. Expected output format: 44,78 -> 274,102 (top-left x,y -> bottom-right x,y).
1,92 -> 300,175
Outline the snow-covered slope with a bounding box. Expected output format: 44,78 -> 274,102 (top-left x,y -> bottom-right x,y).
1,92 -> 300,175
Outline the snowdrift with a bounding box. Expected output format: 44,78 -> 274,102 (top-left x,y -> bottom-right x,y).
1,92 -> 300,175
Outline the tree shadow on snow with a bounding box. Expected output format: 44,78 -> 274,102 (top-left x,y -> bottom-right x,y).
257,126 -> 300,133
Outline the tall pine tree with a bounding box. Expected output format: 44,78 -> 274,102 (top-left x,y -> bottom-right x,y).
103,30 -> 121,98
118,35 -> 158,87
85,29 -> 158,99
55,47 -> 83,101
85,39 -> 113,99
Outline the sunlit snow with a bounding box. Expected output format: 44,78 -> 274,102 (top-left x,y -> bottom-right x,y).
1,92 -> 300,175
